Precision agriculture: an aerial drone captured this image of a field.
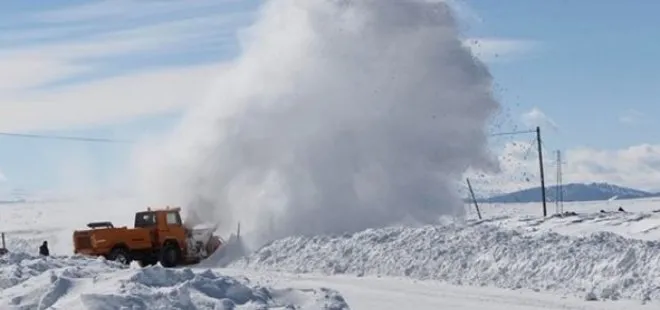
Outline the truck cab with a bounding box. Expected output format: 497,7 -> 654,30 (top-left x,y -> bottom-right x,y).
135,208 -> 187,247
73,206 -> 199,267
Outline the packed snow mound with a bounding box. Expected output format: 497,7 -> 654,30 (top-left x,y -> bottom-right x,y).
232,223 -> 660,301
0,253 -> 349,309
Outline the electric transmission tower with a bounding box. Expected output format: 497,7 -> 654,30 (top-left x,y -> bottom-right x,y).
554,150 -> 567,214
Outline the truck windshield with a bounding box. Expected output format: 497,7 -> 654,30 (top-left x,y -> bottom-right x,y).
166,211 -> 182,225
135,212 -> 156,228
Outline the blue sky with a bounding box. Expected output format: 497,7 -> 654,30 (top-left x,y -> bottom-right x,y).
461,0 -> 660,192
466,0 -> 660,149
1,0 -> 659,193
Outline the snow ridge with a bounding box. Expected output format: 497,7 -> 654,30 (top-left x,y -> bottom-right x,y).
0,253 -> 349,309
231,222 -> 660,301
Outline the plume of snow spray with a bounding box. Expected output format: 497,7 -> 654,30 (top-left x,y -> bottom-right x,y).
133,0 -> 500,248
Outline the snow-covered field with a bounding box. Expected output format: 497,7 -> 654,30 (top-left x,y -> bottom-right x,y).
2,197 -> 660,309
476,197 -> 660,240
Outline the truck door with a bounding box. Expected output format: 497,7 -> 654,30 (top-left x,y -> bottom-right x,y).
134,211 -> 158,246
159,211 -> 185,248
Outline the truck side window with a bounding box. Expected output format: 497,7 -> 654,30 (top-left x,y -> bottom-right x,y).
166,212 -> 181,225
135,212 -> 156,228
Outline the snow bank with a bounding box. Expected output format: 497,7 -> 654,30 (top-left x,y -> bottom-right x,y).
0,253 -> 349,309
231,223 -> 660,301
481,210 -> 660,241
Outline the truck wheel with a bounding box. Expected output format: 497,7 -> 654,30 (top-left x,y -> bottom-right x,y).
160,244 -> 180,268
108,247 -> 130,265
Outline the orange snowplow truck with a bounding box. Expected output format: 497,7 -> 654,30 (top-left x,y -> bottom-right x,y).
72,207 -> 222,267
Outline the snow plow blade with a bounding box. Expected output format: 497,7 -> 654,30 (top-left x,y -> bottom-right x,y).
202,232 -> 249,267
184,223 -> 248,266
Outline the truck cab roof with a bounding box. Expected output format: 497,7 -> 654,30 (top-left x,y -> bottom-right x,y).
134,208 -> 183,228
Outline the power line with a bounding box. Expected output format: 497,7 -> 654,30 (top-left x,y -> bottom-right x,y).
0,132 -> 133,144
0,128 -> 534,144
489,129 -> 536,137
487,127 -> 548,217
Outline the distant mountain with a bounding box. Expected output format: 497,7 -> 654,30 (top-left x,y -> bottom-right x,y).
0,187 -> 28,204
0,188 -> 73,204
0,187 -> 137,204
476,182 -> 659,203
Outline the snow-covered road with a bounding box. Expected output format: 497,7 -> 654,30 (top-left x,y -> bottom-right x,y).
219,268 -> 653,309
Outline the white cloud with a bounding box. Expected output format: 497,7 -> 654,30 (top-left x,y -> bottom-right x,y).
1,12 -> 244,90
0,54 -> 86,94
443,0 -> 483,26
30,0 -> 240,23
565,144 -> 660,189
0,63 -> 228,132
444,0 -> 538,64
521,107 -> 558,131
464,38 -> 539,63
467,141 -> 660,195
0,0 -> 538,133
0,1 -> 250,132
619,109 -> 645,125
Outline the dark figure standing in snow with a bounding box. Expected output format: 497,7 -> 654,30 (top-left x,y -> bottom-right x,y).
39,241 -> 49,257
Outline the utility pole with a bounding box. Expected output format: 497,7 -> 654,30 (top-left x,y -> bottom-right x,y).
536,126 -> 547,217
466,178 -> 482,220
